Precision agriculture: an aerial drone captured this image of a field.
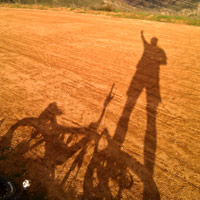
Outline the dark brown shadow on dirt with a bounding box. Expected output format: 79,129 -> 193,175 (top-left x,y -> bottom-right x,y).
83,31 -> 167,200
0,31 -> 167,200
113,30 -> 167,199
0,86 -> 115,199
0,102 -> 83,198
1,103 -> 87,171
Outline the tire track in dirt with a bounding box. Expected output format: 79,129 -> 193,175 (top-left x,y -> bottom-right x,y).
0,8 -> 200,200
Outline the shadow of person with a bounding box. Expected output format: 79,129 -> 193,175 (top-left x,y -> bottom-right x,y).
1,85 -> 115,199
1,102 -> 63,150
0,102 -> 89,198
1,102 -> 87,174
112,31 -> 167,200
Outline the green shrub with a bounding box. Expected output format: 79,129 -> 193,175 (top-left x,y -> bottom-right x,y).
90,2 -> 116,12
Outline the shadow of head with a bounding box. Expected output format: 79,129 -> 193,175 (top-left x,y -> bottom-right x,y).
47,102 -> 62,116
151,37 -> 167,65
151,37 -> 158,46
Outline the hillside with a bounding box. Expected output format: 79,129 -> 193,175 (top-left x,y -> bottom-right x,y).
124,0 -> 200,10
1,0 -> 200,17
123,0 -> 200,15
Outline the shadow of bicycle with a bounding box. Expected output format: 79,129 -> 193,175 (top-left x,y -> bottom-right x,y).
0,86 -> 116,199
83,31 -> 166,200
0,31 -> 166,200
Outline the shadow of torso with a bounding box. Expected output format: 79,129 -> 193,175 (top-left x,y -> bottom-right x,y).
127,42 -> 167,102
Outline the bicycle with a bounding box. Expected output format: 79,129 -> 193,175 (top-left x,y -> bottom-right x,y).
0,176 -> 30,200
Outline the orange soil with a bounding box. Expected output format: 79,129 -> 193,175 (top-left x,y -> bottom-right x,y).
0,8 -> 200,200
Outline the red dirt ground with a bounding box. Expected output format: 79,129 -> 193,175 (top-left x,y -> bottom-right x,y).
0,8 -> 200,200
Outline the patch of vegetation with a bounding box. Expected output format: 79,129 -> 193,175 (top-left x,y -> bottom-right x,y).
106,11 -> 200,26
0,1 -> 200,26
90,2 -> 116,12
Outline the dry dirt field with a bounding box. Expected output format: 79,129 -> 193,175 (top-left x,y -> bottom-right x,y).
0,8 -> 200,200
